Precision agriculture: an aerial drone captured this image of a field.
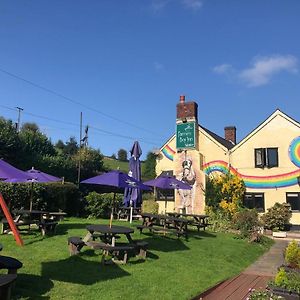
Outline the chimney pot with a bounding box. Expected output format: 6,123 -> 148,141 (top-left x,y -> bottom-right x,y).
179,95 -> 185,103
224,126 -> 236,144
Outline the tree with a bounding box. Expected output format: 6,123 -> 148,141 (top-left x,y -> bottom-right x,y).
117,148 -> 128,161
21,122 -> 39,133
63,137 -> 78,156
143,151 -> 157,180
0,117 -> 21,165
73,147 -> 104,180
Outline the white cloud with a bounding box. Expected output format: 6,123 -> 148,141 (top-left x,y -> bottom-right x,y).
239,55 -> 298,87
154,62 -> 165,71
151,0 -> 170,13
182,0 -> 203,10
212,64 -> 233,74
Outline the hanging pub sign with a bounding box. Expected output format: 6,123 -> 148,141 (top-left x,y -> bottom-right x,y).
176,122 -> 196,150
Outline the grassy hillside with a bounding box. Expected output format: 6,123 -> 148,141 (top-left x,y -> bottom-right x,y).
103,156 -> 147,178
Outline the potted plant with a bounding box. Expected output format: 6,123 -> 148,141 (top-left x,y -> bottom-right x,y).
261,202 -> 292,238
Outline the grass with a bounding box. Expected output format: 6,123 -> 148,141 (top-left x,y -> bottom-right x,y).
103,157 -> 146,177
0,218 -> 273,300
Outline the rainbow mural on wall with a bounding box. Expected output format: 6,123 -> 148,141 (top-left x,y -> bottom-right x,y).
289,136 -> 300,167
161,145 -> 175,161
203,160 -> 300,189
161,142 -> 300,189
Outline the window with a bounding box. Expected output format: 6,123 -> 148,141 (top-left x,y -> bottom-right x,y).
243,193 -> 265,212
286,192 -> 300,211
255,148 -> 278,168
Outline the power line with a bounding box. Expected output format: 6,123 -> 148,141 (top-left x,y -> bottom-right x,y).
0,66 -> 160,136
0,104 -> 162,147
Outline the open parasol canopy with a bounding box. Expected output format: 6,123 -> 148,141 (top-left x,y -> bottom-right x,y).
81,170 -> 150,227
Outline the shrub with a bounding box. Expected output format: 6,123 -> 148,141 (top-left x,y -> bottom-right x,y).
285,240 -> 300,269
85,192 -> 123,218
0,182 -> 81,216
205,206 -> 231,232
142,199 -> 159,214
248,289 -> 282,300
261,202 -> 292,231
232,209 -> 260,239
272,268 -> 300,293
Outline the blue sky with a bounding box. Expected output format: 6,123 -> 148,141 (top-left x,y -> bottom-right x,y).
0,1 -> 299,160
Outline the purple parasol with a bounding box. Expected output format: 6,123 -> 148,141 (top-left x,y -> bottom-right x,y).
143,176 -> 192,190
123,141 -> 142,208
0,159 -> 33,182
81,170 -> 149,227
144,176 -> 191,213
26,167 -> 61,183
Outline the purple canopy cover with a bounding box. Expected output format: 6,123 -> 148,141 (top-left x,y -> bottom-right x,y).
26,167 -> 61,183
144,176 -> 192,190
0,159 -> 33,182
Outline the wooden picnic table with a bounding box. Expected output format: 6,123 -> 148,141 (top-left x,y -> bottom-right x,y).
167,212 -> 211,231
138,213 -> 188,238
83,224 -> 137,264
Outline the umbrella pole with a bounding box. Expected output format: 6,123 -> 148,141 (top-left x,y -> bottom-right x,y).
109,193 -> 115,228
29,181 -> 33,211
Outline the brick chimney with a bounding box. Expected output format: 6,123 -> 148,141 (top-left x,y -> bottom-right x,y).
224,126 -> 236,144
176,95 -> 198,123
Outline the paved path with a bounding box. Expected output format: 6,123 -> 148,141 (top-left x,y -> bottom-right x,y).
196,236 -> 295,300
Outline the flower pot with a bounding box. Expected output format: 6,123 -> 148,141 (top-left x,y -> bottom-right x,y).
272,231 -> 287,238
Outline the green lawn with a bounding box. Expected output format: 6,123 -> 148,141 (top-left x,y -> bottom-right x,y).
0,218 -> 272,300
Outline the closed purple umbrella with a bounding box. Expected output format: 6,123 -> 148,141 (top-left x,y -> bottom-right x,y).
144,176 -> 192,213
123,141 -> 142,208
81,170 -> 150,227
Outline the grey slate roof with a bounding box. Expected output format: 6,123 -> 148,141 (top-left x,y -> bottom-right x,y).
200,125 -> 235,150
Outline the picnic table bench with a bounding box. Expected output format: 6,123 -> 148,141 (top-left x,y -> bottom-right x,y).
138,213 -> 188,238
167,212 -> 211,231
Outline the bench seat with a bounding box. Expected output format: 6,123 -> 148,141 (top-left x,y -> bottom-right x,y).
0,274 -> 17,300
68,236 -> 86,255
0,255 -> 23,274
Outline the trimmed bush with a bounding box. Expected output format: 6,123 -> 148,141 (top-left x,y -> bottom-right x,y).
261,202 -> 292,231
142,199 -> 159,214
232,209 -> 260,239
285,240 -> 300,269
85,192 -> 123,218
0,181 -> 81,216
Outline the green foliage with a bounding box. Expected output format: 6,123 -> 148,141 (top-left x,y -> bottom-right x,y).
248,289 -> 282,300
0,182 -> 81,216
261,202 -> 292,231
285,240 -> 300,269
272,268 -> 300,293
205,174 -> 245,216
232,209 -> 260,239
85,192 -> 122,218
142,199 -> 159,214
117,148 -> 128,161
103,156 -> 129,173
142,151 -> 157,180
0,117 -> 22,164
73,147 -> 104,180
205,206 -> 231,232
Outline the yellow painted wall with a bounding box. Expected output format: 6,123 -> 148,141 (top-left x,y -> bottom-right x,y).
230,112 -> 300,224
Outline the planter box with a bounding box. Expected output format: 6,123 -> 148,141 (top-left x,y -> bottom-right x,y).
272,231 -> 287,238
268,286 -> 300,300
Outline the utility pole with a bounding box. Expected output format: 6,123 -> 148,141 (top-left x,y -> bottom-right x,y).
77,112 -> 83,185
15,107 -> 24,132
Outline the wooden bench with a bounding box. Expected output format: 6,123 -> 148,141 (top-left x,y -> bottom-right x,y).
188,221 -> 212,231
136,225 -> 154,233
132,240 -> 149,259
67,236 -> 86,255
0,256 -> 23,274
0,274 -> 17,300
39,221 -> 58,236
97,243 -> 136,265
0,220 -> 39,234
